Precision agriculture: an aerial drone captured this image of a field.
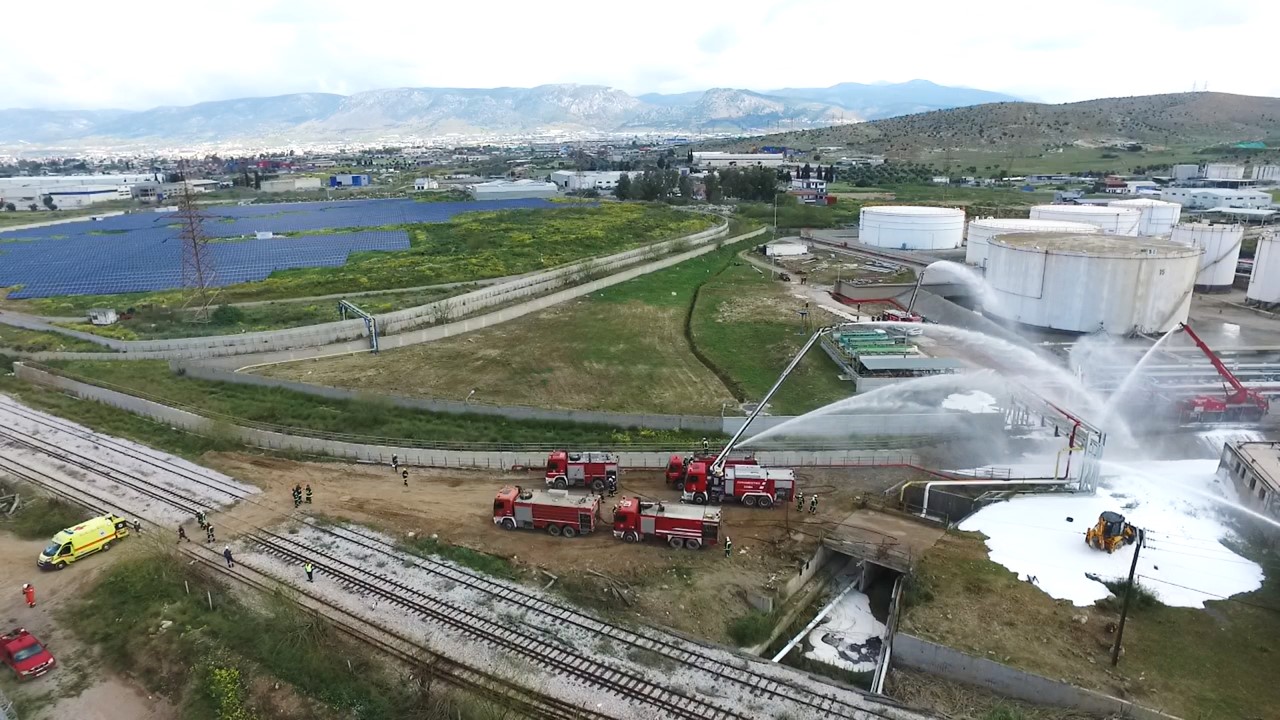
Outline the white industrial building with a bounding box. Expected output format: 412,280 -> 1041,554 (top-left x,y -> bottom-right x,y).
984,232 -> 1200,335
43,186 -> 120,208
1202,163 -> 1245,180
763,239 -> 809,257
467,179 -> 559,200
1160,187 -> 1273,210
790,177 -> 828,193
1250,165 -> 1280,182
691,152 -> 785,168
260,177 -> 323,193
413,177 -> 440,191
549,170 -> 636,192
1172,164 -> 1200,181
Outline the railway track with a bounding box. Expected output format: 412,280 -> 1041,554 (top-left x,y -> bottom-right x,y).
0,398 -> 925,720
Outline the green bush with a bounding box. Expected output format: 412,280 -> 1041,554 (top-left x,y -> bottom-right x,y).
4,496 -> 87,539
209,304 -> 246,326
1099,578 -> 1161,611
401,536 -> 516,579
726,610 -> 775,646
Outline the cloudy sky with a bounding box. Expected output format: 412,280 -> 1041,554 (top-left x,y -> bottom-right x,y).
7,0 -> 1278,110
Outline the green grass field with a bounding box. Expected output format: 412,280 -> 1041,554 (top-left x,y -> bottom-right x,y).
36,359 -> 716,447
902,532 -> 1280,720
257,244 -> 745,414
689,260 -> 851,415
0,324 -> 109,353
252,218 -> 853,417
6,204 -> 715,318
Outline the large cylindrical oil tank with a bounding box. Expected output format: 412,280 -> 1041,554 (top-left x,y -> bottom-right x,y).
1247,232 -> 1280,305
964,218 -> 1101,268
985,232 -> 1201,334
1108,198 -> 1182,236
1029,204 -> 1142,236
1170,223 -> 1244,291
859,206 -> 965,250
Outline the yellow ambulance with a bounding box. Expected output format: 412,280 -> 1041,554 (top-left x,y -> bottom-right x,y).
36,514 -> 132,570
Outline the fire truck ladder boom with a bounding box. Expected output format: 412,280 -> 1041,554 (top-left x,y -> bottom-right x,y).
713,322 -> 859,471
338,299 -> 379,353
1180,322 -> 1247,399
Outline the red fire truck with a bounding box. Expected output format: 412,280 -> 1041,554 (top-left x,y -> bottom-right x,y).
612,497 -> 721,549
493,485 -> 600,537
680,461 -> 797,507
663,453 -> 757,491
545,451 -> 618,491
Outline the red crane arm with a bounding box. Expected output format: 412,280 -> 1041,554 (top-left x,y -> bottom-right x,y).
1179,323 -> 1248,397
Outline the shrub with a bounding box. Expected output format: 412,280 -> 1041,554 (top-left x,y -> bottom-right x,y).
726,611 -> 775,646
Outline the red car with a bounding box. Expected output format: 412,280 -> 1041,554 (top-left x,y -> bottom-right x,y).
1,628 -> 56,681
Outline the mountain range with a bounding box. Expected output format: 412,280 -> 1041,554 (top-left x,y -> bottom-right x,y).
0,80 -> 1018,148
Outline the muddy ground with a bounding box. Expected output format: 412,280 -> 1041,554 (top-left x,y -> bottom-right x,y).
0,532 -> 176,720
203,454 -> 929,641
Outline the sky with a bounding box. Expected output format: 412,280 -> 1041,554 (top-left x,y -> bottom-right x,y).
6,0 -> 1279,111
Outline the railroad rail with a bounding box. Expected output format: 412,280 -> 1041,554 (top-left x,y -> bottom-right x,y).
0,399 -> 927,720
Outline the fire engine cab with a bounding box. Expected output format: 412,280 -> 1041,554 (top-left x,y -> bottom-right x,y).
681,462 -> 797,507
612,497 -> 720,549
664,453 -> 756,490
544,451 -> 618,491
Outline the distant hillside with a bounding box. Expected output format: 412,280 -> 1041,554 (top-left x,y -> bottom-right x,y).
0,80 -> 1018,149
717,92 -> 1280,155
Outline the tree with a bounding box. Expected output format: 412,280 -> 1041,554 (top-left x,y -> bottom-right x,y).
253,171 -> 262,190
704,172 -> 723,203
41,195 -> 56,211
614,173 -> 632,200
27,203 -> 39,211
3,202 -> 14,212
678,173 -> 694,199
801,163 -> 812,180
657,155 -> 668,170
687,150 -> 694,164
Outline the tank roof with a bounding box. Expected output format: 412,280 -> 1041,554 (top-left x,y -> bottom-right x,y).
990,232 -> 1202,258
969,218 -> 1101,230
1031,204 -> 1139,215
862,205 -> 963,216
1110,198 -> 1179,206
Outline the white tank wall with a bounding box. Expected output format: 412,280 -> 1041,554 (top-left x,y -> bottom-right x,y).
985,239 -> 1200,334
1029,204 -> 1142,236
860,206 -> 965,250
1247,233 -> 1280,304
1108,199 -> 1182,236
1170,223 -> 1244,289
964,218 -> 1101,267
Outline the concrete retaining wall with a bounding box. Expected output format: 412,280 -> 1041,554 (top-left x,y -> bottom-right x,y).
13,363 -> 925,470
892,634 -> 1182,720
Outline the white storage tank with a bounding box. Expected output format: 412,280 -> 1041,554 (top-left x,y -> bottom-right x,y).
1170,223 -> 1244,291
964,218 -> 1101,268
1247,232 -> 1280,305
1108,198 -> 1182,236
860,205 -> 965,250
1029,204 -> 1142,236
985,232 -> 1200,334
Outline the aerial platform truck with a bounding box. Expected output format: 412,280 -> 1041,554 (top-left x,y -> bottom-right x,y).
1177,323 -> 1270,423
679,461 -> 798,507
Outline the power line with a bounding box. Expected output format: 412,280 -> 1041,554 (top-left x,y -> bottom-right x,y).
1141,571 -> 1280,609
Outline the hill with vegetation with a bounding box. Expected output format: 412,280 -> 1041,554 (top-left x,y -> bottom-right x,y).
717,92 -> 1280,156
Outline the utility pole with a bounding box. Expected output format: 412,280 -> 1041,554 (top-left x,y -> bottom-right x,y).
1110,527 -> 1145,666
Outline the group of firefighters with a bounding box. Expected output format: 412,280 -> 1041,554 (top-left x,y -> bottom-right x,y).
292,484 -> 312,508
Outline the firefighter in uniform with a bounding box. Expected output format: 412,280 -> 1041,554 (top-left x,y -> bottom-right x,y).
796,493 -> 804,513
809,494 -> 819,515
304,484 -> 313,504
606,475 -> 617,497
724,537 -> 733,559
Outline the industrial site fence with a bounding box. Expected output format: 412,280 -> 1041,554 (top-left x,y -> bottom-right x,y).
14,363 -> 926,469
3,220 -> 733,359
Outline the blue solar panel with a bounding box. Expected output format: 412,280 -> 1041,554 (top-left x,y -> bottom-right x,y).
0,198 -> 564,298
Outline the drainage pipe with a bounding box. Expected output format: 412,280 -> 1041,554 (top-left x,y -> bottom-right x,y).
909,479 -> 1071,520
770,575 -> 861,663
